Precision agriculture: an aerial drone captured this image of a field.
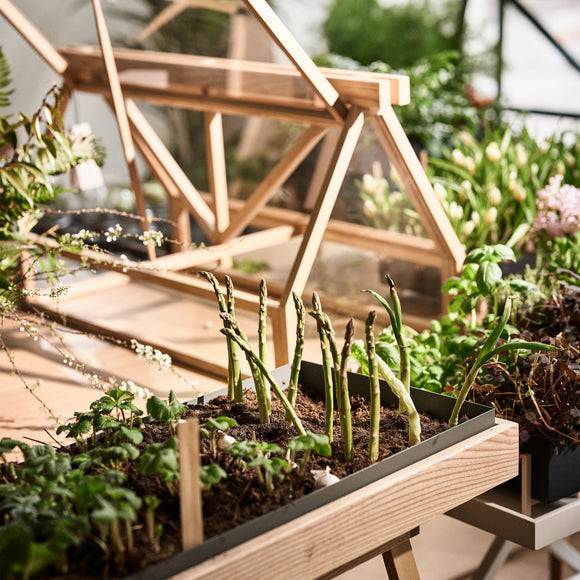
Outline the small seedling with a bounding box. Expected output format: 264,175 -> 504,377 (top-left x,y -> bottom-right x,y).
200,416 -> 238,459
146,391 -> 187,435
200,464 -> 227,491
287,432 -> 331,475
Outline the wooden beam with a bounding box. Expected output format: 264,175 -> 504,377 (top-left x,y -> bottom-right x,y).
125,100 -> 217,239
0,0 -> 68,75
370,109 -> 465,272
243,0 -> 347,123
205,112 -> 230,235
92,0 -> 156,261
58,46 -> 409,114
273,107 -> 364,362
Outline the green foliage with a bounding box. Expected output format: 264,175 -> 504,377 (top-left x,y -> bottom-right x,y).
287,432 -> 331,475
428,125 -> 579,252
200,416 -> 238,459
322,0 -> 465,69
200,463 -> 227,490
137,436 -> 180,496
146,391 -> 187,434
224,440 -> 290,492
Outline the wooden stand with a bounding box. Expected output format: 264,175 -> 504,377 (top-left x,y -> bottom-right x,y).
164,419 -> 517,579
447,453 -> 580,580
1,0 -> 466,377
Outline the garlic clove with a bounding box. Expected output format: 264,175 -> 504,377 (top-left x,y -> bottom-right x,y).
217,432 -> 237,450
311,466 -> 340,488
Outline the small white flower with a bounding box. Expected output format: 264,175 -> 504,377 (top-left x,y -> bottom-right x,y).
451,149 -> 465,167
485,142 -> 501,162
461,221 -> 476,237
471,211 -> 481,227
433,182 -> 447,203
485,206 -> 498,224
487,186 -> 501,206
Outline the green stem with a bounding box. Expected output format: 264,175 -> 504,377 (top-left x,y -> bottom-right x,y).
375,357 -> 421,446
258,279 -> 271,413
338,319 -> 354,462
220,313 -> 270,422
226,276 -> 243,402
366,311 -> 381,463
221,327 -> 306,435
309,298 -> 334,441
387,275 -> 410,395
286,292 -> 305,420
201,271 -> 238,401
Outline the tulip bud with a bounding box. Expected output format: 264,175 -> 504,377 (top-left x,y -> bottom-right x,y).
485,142 -> 501,162
487,186 -> 501,206
485,206 -> 498,224
433,182 -> 447,203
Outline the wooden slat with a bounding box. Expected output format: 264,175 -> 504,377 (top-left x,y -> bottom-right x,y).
0,0 -> 68,75
370,109 -> 466,272
205,112 -> 230,235
215,194 -> 445,267
243,0 -> 347,122
167,419 -> 519,579
92,0 -> 156,261
27,233 -> 282,312
125,100 -> 217,238
274,107 -> 364,362
178,418 -> 204,550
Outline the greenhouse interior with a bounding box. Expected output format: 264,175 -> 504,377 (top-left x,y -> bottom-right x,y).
0,0 -> 579,578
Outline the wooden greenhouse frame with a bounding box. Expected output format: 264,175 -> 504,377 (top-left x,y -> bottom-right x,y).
1,0 -> 466,378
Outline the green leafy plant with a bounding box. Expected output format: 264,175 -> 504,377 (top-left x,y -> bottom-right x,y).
428,125 -> 579,252
448,296 -> 557,427
200,416 -> 238,460
287,432 -> 331,475
442,244 -> 539,326
137,436 -> 180,497
200,464 -> 227,491
146,390 -> 187,435
224,440 -> 290,493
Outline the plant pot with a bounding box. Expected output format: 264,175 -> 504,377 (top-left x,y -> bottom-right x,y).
503,437 -> 580,503
126,361 -> 519,580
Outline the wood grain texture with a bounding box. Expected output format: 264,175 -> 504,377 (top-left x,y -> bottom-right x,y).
178,418 -> 204,550
58,46 -> 409,114
168,419 -> 519,579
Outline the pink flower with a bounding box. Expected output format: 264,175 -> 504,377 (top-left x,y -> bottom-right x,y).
533,175 -> 580,238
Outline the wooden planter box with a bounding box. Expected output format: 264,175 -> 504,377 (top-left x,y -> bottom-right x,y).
126,361 -> 519,580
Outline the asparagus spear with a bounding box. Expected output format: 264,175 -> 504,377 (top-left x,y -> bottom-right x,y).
200,271 -> 238,401
257,279 -> 271,414
375,355 -> 421,446
225,275 -> 243,402
221,325 -> 306,436
309,293 -> 334,441
365,311 -> 381,462
337,319 -> 355,462
220,313 -> 270,423
285,292 -> 305,421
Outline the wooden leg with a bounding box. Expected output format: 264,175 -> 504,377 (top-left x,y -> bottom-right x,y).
382,538 -> 421,580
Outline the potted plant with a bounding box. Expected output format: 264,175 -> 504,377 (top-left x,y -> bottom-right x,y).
468,176 -> 580,502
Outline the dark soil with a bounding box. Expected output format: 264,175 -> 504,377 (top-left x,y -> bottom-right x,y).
35,386 -> 450,579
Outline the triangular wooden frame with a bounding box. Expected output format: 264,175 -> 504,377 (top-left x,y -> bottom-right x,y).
1,0 -> 465,375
